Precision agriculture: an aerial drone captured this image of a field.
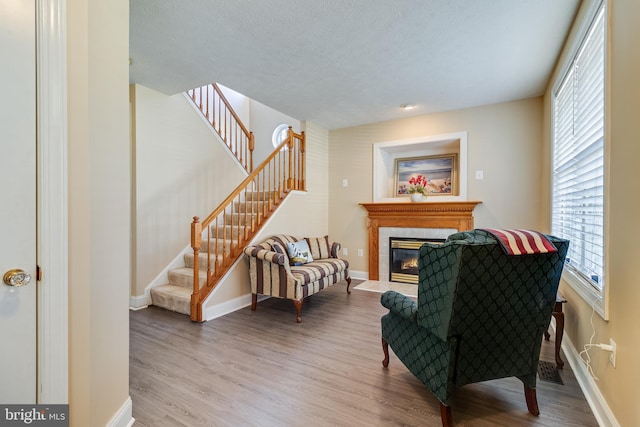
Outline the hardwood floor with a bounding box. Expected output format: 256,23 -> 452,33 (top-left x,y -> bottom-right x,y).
130,282 -> 599,427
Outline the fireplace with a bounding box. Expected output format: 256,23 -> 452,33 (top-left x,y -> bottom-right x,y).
389,237 -> 445,284
359,201 -> 481,281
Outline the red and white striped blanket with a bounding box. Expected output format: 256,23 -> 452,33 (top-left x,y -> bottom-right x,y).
480,229 -> 557,255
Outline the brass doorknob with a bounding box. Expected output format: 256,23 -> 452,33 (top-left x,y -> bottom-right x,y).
3,269 -> 32,287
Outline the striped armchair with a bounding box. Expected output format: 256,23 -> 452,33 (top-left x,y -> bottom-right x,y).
243,234 -> 351,322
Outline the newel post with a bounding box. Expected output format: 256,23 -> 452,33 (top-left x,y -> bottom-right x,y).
249,131 -> 255,172
190,216 -> 203,322
287,126 -> 295,191
300,131 -> 306,191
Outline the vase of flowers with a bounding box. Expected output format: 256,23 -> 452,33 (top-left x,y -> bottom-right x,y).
408,175 -> 428,202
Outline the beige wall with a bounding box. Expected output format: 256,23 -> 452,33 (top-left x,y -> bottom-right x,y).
67,0 -> 130,425
543,0 -> 640,425
131,85 -> 313,308
218,84 -> 302,167
205,121 -> 330,309
329,98 -> 544,274
249,100 -> 302,167
131,84 -> 247,295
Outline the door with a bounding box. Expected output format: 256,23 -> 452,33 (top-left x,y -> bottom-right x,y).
0,1 -> 37,403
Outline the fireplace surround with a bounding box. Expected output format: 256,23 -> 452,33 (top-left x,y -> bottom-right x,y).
390,237 -> 445,284
360,201 -> 481,280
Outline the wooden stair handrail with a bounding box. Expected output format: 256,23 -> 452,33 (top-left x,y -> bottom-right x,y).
187,83 -> 255,172
189,127 -> 305,321
212,83 -> 251,138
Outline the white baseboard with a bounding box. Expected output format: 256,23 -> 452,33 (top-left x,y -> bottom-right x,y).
129,294 -> 149,310
349,270 -> 368,280
107,396 -> 134,427
204,293 -> 269,321
560,327 -> 620,427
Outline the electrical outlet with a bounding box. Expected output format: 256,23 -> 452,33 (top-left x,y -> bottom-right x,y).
342,248 -> 348,256
475,170 -> 484,180
609,338 -> 617,368
342,178 -> 348,187
357,249 -> 364,257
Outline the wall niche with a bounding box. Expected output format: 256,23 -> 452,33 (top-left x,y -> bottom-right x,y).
372,131 -> 468,202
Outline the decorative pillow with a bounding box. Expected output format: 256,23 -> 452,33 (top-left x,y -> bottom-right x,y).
305,235 -> 331,260
286,240 -> 314,266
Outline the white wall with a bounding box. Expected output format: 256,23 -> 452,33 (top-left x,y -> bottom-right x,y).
67,0 -> 130,424
217,83 -> 251,132
132,84 -> 248,296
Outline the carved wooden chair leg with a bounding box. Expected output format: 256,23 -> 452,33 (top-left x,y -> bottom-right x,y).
440,403 -> 453,427
524,385 -> 540,416
251,293 -> 257,311
346,276 -> 352,294
382,337 -> 390,367
293,299 -> 303,323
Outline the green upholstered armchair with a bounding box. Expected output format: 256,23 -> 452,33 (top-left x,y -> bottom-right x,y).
380,229 -> 569,427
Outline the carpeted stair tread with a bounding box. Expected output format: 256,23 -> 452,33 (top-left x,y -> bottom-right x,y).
199,238 -> 235,253
150,285 -> 191,315
220,212 -> 261,226
244,191 -> 280,201
211,225 -> 264,240
168,267 -> 207,289
184,252 -> 224,270
233,200 -> 269,212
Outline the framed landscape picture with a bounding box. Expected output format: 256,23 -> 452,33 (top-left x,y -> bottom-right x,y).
395,154 -> 458,197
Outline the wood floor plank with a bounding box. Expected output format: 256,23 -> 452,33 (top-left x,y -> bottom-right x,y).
130,281 -> 599,427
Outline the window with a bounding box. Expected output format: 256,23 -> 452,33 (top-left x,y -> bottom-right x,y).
551,1 -> 606,317
272,124 -> 290,149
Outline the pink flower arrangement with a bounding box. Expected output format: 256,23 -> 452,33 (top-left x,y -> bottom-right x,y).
408,175 -> 429,195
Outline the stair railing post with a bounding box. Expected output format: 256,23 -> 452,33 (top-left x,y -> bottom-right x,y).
180,126 -> 305,321
249,132 -> 255,172
300,131 -> 306,190
287,126 -> 294,191
190,216 -> 202,321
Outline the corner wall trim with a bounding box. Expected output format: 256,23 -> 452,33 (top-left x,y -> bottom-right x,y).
36,0 -> 69,404
106,396 -> 134,427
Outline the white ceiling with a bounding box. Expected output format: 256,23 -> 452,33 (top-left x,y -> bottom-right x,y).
129,0 -> 580,130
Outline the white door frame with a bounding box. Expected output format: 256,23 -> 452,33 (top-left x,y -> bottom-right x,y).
36,0 -> 68,403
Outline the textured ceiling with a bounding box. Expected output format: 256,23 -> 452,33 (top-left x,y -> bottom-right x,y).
129,0 -> 580,130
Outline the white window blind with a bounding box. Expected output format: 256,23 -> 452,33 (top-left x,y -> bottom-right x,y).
552,4 -> 605,293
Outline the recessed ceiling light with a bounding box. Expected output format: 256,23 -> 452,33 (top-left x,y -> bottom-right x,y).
400,104 -> 416,110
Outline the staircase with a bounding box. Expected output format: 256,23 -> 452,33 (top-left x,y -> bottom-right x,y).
149,83 -> 305,321
150,192 -> 273,315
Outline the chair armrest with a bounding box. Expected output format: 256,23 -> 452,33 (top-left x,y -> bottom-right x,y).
243,246 -> 287,265
381,290 -> 417,321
